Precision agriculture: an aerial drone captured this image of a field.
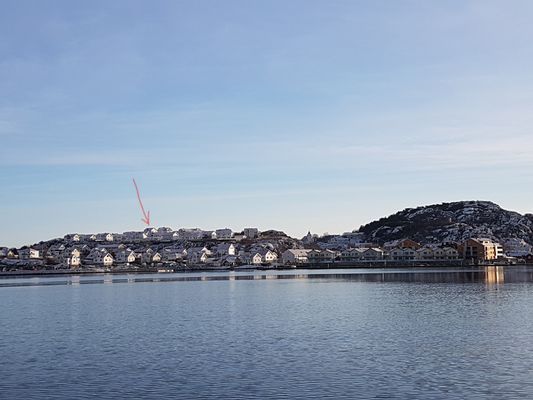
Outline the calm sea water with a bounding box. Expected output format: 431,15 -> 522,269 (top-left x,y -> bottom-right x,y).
1,267 -> 533,399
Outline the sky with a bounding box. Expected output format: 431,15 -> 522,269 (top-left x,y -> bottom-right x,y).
2,0 -> 533,247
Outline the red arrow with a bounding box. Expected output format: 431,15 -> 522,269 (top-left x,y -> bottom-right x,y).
132,178 -> 151,226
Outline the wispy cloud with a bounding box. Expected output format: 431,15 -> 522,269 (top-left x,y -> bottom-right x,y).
299,134 -> 533,171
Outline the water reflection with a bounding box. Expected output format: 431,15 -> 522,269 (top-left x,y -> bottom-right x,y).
485,266 -> 505,286
2,266 -> 533,288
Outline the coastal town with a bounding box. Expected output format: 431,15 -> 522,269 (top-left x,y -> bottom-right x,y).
1,224 -> 532,274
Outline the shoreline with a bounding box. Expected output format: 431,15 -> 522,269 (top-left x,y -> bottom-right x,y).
0,262 -> 528,278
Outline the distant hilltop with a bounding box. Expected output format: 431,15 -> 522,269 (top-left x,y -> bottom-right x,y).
360,200 -> 533,246
1,200 -> 533,272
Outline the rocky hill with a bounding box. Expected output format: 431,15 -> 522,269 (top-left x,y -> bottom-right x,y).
359,201 -> 533,245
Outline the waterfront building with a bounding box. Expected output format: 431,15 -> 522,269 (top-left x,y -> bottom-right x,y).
281,249 -> 312,265
414,246 -> 458,261
340,248 -> 366,262
259,249 -> 278,263
416,247 -> 435,261
433,247 -> 446,260
308,249 -> 338,263
459,238 -> 501,262
442,247 -> 459,260
361,248 -> 385,261
250,252 -> 263,265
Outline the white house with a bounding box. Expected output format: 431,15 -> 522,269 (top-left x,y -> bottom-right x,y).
247,249 -> 277,265
260,249 -> 278,263
389,248 -> 415,261
0,247 -> 8,258
250,252 -> 263,265
340,248 -> 366,261
7,249 -> 18,258
416,247 -> 435,261
443,247 -> 459,260
389,248 -> 403,261
281,249 -> 312,265
101,253 -> 114,266
61,248 -> 81,268
432,247 -> 446,260
361,248 -> 385,261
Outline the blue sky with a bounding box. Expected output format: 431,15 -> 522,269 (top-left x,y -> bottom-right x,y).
2,1 -> 533,247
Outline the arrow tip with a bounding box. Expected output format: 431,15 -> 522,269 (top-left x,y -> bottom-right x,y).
142,210 -> 151,226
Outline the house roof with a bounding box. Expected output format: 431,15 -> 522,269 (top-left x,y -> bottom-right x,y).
285,249 -> 311,256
